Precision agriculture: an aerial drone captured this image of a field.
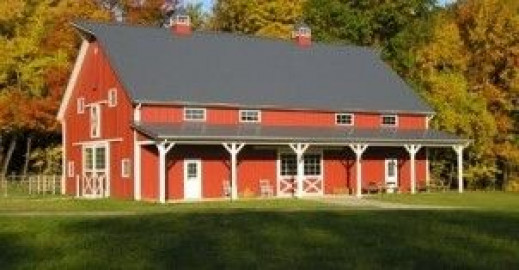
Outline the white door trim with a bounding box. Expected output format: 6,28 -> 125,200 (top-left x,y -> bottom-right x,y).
183,159 -> 202,200
385,158 -> 398,193
276,149 -> 324,197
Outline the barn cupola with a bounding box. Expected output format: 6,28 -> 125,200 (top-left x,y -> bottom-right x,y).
292,22 -> 312,48
170,7 -> 191,36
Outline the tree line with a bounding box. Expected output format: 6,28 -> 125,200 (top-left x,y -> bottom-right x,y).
0,0 -> 518,190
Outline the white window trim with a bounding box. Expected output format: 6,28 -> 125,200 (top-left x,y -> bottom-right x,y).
239,110 -> 261,123
67,161 -> 75,178
276,150 -> 324,178
335,113 -> 354,126
183,107 -> 206,122
90,104 -> 101,138
381,114 -> 398,127
121,158 -> 131,178
77,98 -> 85,114
108,88 -> 117,107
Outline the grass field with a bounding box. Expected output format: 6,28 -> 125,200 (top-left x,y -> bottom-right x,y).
1,193 -> 518,269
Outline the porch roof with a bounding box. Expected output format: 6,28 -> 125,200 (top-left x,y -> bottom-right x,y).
133,122 -> 468,146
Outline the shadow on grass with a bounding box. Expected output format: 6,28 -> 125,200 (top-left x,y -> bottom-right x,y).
1,210 -> 519,269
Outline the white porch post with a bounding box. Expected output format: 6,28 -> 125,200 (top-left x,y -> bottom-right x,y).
453,145 -> 465,193
349,144 -> 368,198
222,143 -> 246,201
404,144 -> 422,194
289,143 -> 310,198
156,141 -> 175,203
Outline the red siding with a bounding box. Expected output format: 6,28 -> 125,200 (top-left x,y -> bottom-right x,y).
142,145 -> 427,201
63,41 -> 135,199
140,105 -> 427,129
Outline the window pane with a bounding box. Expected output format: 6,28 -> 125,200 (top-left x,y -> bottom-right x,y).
187,163 -> 198,178
95,147 -> 106,170
84,148 -> 93,170
280,154 -> 297,176
388,160 -> 396,177
240,110 -> 260,122
336,114 -> 352,125
382,115 -> 397,126
90,105 -> 100,137
185,108 -> 205,120
304,154 -> 321,176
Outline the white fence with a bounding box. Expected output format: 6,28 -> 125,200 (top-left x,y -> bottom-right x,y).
1,175 -> 61,197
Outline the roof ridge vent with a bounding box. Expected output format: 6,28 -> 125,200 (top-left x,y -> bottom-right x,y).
292,22 -> 311,48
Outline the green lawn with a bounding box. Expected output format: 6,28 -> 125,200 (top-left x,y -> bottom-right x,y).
1,193 -> 519,269
373,191 -> 519,211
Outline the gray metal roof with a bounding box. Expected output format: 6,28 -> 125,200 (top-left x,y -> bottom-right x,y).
74,21 -> 434,114
133,122 -> 467,145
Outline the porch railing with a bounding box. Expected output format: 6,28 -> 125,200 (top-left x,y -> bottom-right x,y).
1,175 -> 61,197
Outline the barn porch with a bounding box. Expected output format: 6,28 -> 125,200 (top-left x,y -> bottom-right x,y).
132,122 -> 470,203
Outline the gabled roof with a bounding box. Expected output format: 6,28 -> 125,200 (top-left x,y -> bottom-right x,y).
73,21 -> 434,114
133,122 -> 467,146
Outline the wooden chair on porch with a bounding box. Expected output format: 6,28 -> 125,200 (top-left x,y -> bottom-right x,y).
259,179 -> 274,197
366,181 -> 382,194
223,180 -> 231,197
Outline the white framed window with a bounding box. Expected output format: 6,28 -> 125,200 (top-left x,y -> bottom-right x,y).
240,110 -> 261,123
335,113 -> 353,126
67,161 -> 75,178
280,154 -> 297,176
279,153 -> 322,177
108,88 -> 117,107
77,98 -> 85,114
90,104 -> 101,138
381,115 -> 398,127
121,158 -> 131,178
184,108 -> 206,121
82,144 -> 108,177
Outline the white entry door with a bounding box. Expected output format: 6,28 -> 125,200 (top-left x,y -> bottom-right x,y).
184,159 -> 202,200
385,158 -> 398,193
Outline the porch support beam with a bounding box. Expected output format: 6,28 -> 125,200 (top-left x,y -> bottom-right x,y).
452,145 -> 466,193
222,142 -> 246,201
349,143 -> 369,198
289,143 -> 310,198
404,144 -> 422,194
156,141 -> 175,203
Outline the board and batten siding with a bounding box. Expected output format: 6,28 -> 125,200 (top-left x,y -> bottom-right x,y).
63,41 -> 135,199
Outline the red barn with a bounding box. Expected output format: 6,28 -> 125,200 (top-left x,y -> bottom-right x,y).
57,14 -> 468,203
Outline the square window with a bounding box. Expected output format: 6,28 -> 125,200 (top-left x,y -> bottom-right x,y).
336,113 -> 353,125
184,108 -> 206,121
121,159 -> 131,178
77,98 -> 85,114
381,115 -> 398,127
108,88 -> 117,107
240,110 -> 261,123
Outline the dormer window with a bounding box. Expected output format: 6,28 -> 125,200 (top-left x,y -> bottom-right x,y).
77,98 -> 85,114
108,88 -> 117,107
184,108 -> 206,121
336,113 -> 353,126
240,110 -> 261,123
381,115 -> 398,127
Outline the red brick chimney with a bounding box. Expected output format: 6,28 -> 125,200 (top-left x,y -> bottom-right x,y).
292,22 -> 311,48
170,8 -> 192,36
